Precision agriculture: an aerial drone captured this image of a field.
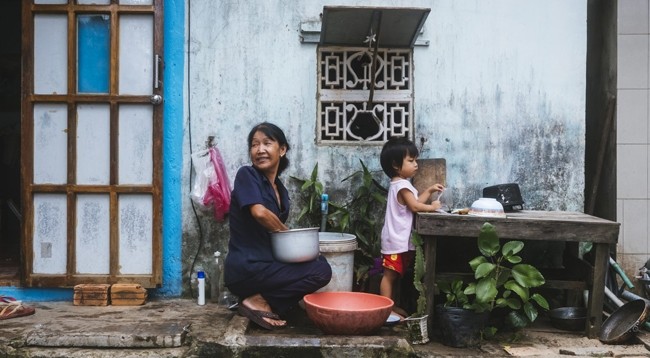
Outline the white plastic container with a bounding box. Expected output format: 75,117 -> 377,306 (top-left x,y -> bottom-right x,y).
210,251 -> 222,303
318,232 -> 357,292
197,271 -> 206,305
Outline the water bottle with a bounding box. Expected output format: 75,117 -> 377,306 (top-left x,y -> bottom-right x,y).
211,251 -> 222,303
320,193 -> 329,232
197,271 -> 206,305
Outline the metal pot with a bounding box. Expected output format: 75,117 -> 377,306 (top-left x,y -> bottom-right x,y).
548,307 -> 587,331
270,227 -> 320,263
599,299 -> 650,344
482,183 -> 524,211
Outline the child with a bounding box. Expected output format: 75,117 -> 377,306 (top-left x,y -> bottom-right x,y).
379,137 -> 444,320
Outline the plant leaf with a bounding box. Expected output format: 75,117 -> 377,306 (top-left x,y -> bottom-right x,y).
469,256 -> 487,271
475,262 -> 496,279
478,223 -> 500,257
530,293 -> 549,310
511,264 -> 546,288
523,301 -> 538,322
507,310 -> 529,329
504,280 -> 529,301
502,240 -> 524,256
475,277 -> 498,303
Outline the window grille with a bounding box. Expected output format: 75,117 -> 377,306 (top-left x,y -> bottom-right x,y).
317,47 -> 414,144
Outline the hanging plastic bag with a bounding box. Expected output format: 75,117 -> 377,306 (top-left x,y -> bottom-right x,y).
203,147 -> 231,221
190,150 -> 216,212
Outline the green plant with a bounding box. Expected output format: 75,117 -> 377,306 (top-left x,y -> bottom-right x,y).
290,160 -> 387,290
411,232 -> 427,317
439,222 -> 549,330
327,159 -> 387,288
290,163 -> 324,228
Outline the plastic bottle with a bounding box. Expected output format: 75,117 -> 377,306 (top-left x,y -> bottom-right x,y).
197,271 -> 206,305
320,193 -> 329,232
211,251 -> 222,303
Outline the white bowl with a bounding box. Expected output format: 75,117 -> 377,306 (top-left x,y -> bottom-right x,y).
468,198 -> 506,218
270,227 -> 320,263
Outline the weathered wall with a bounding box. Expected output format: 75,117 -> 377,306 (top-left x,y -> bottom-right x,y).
181,0 -> 587,295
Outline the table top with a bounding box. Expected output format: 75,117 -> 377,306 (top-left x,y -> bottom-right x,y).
416,210 -> 620,244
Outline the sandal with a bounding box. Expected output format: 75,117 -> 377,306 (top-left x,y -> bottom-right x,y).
0,296 -> 36,320
237,304 -> 285,330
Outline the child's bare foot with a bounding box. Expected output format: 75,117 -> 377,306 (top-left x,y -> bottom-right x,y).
392,306 -> 409,320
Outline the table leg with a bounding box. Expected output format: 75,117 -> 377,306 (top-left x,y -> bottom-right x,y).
423,235 -> 438,337
587,242 -> 609,338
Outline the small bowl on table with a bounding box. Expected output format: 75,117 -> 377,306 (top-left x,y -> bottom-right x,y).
468,198 -> 506,218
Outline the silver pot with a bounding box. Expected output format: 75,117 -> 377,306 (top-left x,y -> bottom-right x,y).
270,227 -> 320,263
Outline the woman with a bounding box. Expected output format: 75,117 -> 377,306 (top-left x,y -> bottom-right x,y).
224,122 -> 332,330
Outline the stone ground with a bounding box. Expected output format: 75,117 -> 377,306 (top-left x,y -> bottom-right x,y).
1,298 -> 650,357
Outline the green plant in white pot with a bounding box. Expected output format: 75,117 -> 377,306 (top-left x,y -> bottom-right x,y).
437,222 -> 549,347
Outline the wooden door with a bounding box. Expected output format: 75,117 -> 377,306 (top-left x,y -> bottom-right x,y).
21,0 -> 163,287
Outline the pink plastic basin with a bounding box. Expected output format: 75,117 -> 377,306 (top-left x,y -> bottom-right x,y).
303,291 -> 393,335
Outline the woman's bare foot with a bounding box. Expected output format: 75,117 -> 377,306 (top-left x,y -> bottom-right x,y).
241,294 -> 286,328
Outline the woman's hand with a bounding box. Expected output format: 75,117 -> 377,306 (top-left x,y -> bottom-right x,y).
249,204 -> 288,232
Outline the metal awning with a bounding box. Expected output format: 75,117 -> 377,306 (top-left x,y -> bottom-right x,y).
319,6 -> 430,49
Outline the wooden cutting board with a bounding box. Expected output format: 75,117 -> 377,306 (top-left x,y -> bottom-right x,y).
412,158 -> 446,195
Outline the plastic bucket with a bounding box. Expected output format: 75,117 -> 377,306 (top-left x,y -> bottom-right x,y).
318,232 -> 357,292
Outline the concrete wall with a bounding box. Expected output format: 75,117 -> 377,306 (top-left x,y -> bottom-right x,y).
617,0 -> 650,285
181,0 -> 588,294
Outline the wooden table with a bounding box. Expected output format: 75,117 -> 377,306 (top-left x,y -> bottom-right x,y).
415,210 -> 620,338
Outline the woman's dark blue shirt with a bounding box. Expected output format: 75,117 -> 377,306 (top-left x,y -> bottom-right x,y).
224,165 -> 290,285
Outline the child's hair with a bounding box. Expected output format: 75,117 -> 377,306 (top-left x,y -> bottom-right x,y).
380,137 -> 419,178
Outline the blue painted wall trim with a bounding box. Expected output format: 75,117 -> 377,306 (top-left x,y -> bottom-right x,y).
154,0 -> 185,298
0,0 -> 185,301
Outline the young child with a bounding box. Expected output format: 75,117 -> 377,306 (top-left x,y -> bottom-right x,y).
379,137 -> 444,319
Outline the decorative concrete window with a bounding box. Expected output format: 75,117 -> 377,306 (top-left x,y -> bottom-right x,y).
307,6 -> 430,145
317,46 -> 413,144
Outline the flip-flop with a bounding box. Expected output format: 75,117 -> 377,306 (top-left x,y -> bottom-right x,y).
0,296 -> 36,320
237,305 -> 284,330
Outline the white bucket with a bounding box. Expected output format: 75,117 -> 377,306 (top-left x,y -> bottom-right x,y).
318,232 -> 357,292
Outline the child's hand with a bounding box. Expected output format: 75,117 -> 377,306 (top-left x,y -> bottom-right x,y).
430,200 -> 442,211
427,183 -> 445,194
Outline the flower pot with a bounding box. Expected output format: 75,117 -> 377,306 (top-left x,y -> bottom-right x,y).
435,305 -> 489,348
405,314 -> 429,344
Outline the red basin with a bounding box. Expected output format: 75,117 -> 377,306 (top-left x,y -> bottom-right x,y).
303,292 -> 393,335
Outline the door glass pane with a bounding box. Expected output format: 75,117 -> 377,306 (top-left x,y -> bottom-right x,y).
76,194 -> 110,274
78,14 -> 110,94
118,105 -> 152,184
119,15 -> 153,95
77,104 -> 110,184
34,15 -> 67,95
34,104 -> 68,184
33,194 -> 67,274
78,0 -> 110,4
119,194 -> 152,274
119,0 -> 153,5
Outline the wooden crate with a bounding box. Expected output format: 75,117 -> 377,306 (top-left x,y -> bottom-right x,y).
73,284 -> 111,306
110,283 -> 147,306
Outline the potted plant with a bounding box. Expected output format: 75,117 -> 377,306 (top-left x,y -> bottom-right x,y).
291,160 -> 387,291
404,232 -> 430,344
436,222 -> 549,347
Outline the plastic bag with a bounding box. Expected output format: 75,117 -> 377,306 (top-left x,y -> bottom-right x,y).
190,147 -> 231,221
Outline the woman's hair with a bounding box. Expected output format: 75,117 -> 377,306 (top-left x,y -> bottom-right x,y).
380,137 -> 419,178
247,122 -> 291,175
